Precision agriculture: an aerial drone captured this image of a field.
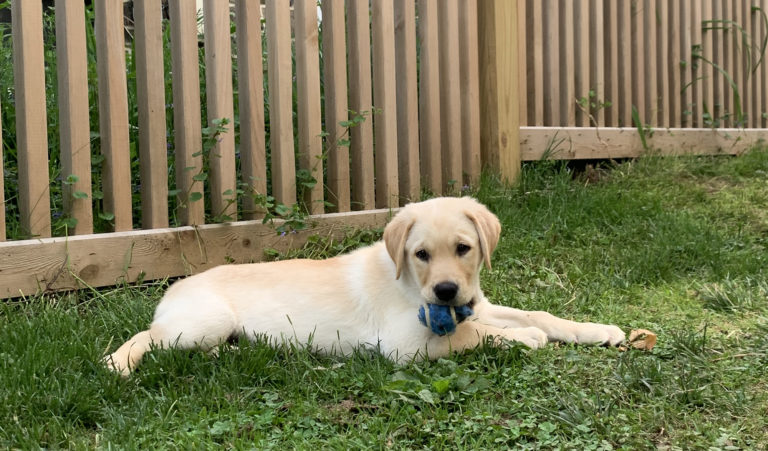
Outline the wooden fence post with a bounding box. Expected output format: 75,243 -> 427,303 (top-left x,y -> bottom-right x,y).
478,0 -> 520,183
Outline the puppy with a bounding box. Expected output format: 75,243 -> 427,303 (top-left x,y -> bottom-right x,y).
105,197 -> 625,376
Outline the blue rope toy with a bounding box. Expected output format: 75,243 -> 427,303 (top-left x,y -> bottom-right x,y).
418,303 -> 474,336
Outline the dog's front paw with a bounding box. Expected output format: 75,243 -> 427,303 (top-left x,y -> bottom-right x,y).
103,354 -> 132,378
512,326 -> 549,349
573,323 -> 626,347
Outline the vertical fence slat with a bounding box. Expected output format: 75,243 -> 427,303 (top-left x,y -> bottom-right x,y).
530,0 -> 544,125
169,0 -> 204,225
203,0 -> 237,220
733,0 -> 743,126
95,0 -> 132,232
658,0 -> 670,127
266,0 -> 296,206
322,0 -> 351,212
590,0 -> 605,126
295,0 -> 325,214
235,0 -> 267,219
56,1 -> 93,235
543,0 -> 560,125
517,0 -> 527,126
672,0 -> 684,127
643,0 -> 657,124
688,0 -> 701,127
618,1 -> 632,126
478,0 -> 520,181
574,0 -> 589,127
703,1 -> 715,127
459,0 -> 481,184
631,0 -> 646,124
560,0 -> 575,126
347,0 -> 375,210
438,0 -> 462,191
0,99 -> 4,241
714,0 -> 726,123
559,0 -> 574,126
748,0 -> 758,127
372,0 -> 399,207
135,0 -> 169,229
743,0 -> 753,127
604,0 -> 618,126
12,0 -> 51,238
394,0 -> 421,202
755,0 -> 765,127
417,0 -> 442,193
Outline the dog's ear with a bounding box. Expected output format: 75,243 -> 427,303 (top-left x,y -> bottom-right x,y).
383,212 -> 414,279
465,201 -> 501,270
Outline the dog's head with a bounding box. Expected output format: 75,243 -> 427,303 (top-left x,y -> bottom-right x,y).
383,197 -> 501,307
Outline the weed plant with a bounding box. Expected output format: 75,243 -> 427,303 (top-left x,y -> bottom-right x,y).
1,150 -> 767,448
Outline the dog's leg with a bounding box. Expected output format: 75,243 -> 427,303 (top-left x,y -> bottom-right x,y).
424,321 -> 549,359
475,303 -> 625,346
105,298 -> 239,376
103,329 -> 156,377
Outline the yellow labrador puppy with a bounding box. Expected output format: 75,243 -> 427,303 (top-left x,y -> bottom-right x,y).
105,197 -> 625,376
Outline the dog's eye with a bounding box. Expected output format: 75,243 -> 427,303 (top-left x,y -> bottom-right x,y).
456,243 -> 471,256
415,249 -> 430,262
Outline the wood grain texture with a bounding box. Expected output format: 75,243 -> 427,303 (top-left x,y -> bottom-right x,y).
517,0 -> 527,126
438,0 -> 462,192
347,0 -> 375,210
321,0 -> 351,212
169,0 -> 205,226
135,0 -> 169,229
55,0 -> 93,235
459,0 -> 481,185
12,0 -> 51,238
574,0 -> 589,127
604,0 -> 618,126
235,0 -> 267,219
0,209 -> 396,299
560,0 -> 575,125
631,0 -> 646,124
0,99 -> 4,241
520,127 -> 765,161
95,0 -> 133,232
658,0 -> 670,126
265,0 -> 296,206
617,0 -> 632,126
394,0 -> 420,203
643,0 -> 657,124
530,0 -> 544,125
478,0 -> 520,182
203,0 -> 237,221
542,0 -> 560,125
294,0 -> 325,215
372,0 -> 400,208
589,0 -> 605,126
417,0 -> 442,193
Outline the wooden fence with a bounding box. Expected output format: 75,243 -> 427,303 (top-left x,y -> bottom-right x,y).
0,0 -> 516,298
1,0 -> 767,299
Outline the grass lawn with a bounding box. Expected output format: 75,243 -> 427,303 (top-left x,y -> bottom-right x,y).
1,151 -> 767,449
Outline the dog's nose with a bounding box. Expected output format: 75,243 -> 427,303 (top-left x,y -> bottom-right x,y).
433,282 -> 459,302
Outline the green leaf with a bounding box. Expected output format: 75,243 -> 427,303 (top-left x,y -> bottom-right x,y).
274,204 -> 292,216
99,212 -> 115,221
72,191 -> 89,199
168,189 -> 181,197
193,173 -> 208,182
431,379 -> 451,395
189,192 -> 203,202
